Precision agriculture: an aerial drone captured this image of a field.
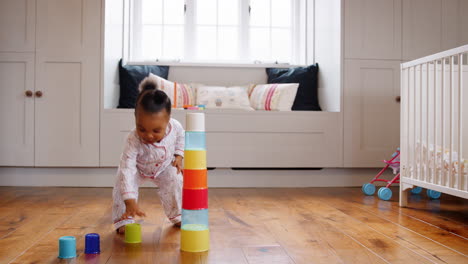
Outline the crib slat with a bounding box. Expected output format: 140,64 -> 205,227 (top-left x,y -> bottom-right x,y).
407,67 -> 411,180
448,56 -> 453,189
414,66 -> 418,181
419,64 -> 423,182
425,62 -> 430,184
454,54 -> 460,190
441,59 -> 445,186
433,60 -> 437,185
401,68 -> 405,178
402,68 -> 407,179
459,54 -> 465,192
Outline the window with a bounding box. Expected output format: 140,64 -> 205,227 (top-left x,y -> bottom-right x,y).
129,0 -> 307,65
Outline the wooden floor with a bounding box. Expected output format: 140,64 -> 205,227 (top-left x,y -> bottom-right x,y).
0,187 -> 466,264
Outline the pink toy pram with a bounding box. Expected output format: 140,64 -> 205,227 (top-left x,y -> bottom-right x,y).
362,148 -> 440,201
362,148 -> 404,200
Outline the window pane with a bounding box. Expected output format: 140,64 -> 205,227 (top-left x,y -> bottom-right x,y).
163,26 -> 184,59
271,29 -> 291,62
218,0 -> 239,26
249,28 -> 270,61
196,26 -> 217,60
218,27 -> 239,60
163,0 -> 184,25
271,0 -> 291,27
134,0 -> 300,63
197,0 -> 217,25
142,0 -> 162,24
250,0 -> 270,27
142,25 -> 162,59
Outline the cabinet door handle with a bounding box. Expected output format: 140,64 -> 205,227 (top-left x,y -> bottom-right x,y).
396,96 -> 401,103
25,90 -> 33,97
35,91 -> 43,98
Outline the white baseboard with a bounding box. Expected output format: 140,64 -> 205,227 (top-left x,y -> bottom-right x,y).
0,167 -> 394,187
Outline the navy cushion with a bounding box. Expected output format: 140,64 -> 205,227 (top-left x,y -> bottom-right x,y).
266,64 -> 321,111
118,59 -> 169,108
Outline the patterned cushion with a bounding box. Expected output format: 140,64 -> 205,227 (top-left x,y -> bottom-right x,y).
148,73 -> 195,108
196,85 -> 253,110
248,83 -> 299,111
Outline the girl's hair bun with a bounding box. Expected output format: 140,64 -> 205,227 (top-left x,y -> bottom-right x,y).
138,76 -> 158,93
135,76 -> 171,115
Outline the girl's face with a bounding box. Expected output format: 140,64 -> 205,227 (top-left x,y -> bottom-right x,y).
135,108 -> 170,144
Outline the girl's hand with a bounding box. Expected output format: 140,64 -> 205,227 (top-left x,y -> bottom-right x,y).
172,155 -> 183,174
122,199 -> 146,219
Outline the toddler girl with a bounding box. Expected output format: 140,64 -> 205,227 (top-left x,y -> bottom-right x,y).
113,77 -> 184,233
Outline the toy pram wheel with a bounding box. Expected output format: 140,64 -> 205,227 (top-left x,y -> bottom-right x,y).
426,189 -> 441,199
362,183 -> 376,195
411,187 -> 422,194
378,187 -> 392,201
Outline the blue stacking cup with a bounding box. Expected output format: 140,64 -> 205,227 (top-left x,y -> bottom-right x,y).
84,233 -> 101,254
185,131 -> 206,150
182,209 -> 209,229
58,236 -> 76,259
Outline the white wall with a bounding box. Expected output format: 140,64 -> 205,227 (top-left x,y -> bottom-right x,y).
104,0 -> 124,109
314,0 -> 342,112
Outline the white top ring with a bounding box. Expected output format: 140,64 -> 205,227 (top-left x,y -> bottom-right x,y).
186,113 -> 205,132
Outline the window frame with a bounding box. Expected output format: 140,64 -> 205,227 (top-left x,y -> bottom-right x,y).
126,0 -> 311,67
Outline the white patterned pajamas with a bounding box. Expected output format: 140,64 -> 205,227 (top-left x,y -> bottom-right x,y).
112,118 -> 184,230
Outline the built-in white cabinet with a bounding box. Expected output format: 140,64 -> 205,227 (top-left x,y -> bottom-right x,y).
344,0 -> 402,60
0,0 -> 36,52
403,0 -> 468,61
34,0 -> 101,166
0,0 -> 101,167
344,60 -> 401,167
402,0 -> 442,61
345,0 -> 468,62
441,0 -> 468,51
0,53 -> 35,166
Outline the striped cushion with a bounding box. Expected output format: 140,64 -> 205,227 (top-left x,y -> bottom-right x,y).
249,83 -> 299,111
149,73 -> 195,108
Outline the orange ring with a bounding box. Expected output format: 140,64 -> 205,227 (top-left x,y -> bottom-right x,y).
183,169 -> 207,189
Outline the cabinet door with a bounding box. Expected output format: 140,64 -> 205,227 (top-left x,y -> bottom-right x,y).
0,53 -> 35,166
0,0 -> 36,52
402,0 -> 442,61
34,0 -> 101,166
442,0 -> 468,51
344,0 -> 402,60
344,60 -> 401,167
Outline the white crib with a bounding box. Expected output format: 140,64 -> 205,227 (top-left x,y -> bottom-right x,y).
400,45 -> 468,207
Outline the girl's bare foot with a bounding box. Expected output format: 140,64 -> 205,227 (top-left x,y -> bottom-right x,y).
116,226 -> 125,234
